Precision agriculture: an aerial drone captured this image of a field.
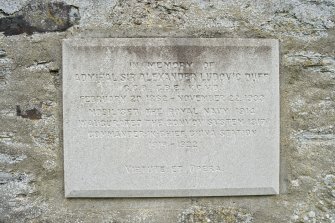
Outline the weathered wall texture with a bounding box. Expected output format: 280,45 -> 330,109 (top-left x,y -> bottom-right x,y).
0,0 -> 334,222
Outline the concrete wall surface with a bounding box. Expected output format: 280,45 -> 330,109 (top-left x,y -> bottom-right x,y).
0,0 -> 334,222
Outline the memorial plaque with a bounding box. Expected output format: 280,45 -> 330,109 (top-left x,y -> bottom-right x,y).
63,38 -> 279,197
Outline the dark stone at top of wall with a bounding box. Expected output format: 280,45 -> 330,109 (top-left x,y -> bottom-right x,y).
0,0 -> 80,36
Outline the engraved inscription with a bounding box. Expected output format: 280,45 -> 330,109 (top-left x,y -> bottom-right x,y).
76,52 -> 271,153
77,57 -> 271,150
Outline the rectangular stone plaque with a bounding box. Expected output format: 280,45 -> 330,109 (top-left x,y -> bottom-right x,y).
63,38 -> 279,197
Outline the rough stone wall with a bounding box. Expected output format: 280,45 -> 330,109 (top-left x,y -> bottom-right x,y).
0,0 -> 334,222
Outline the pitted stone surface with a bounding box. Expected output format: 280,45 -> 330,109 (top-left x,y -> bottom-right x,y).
0,0 -> 334,221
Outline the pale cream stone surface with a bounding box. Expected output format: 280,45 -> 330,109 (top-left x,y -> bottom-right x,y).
63,38 -> 279,197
